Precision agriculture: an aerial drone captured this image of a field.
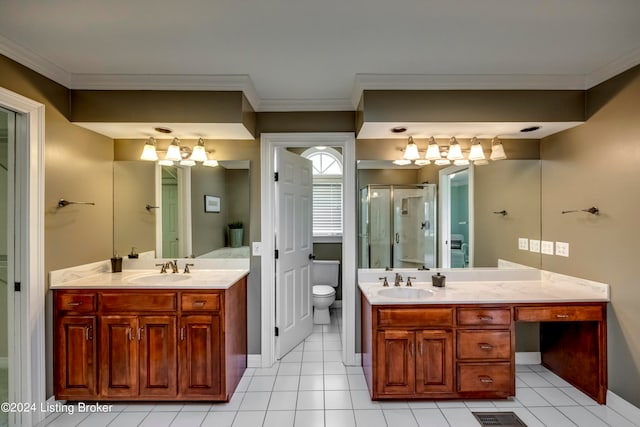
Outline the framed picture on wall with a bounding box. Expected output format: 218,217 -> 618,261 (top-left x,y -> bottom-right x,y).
204,195 -> 221,213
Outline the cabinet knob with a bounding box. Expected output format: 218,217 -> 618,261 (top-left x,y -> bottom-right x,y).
478,343 -> 494,350
555,314 -> 570,319
193,300 -> 207,307
477,315 -> 493,321
478,375 -> 494,384
67,301 -> 83,306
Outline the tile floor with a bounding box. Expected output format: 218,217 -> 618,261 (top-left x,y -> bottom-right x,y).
37,309 -> 638,427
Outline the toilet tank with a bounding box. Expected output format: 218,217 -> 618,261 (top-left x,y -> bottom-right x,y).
311,260 -> 340,287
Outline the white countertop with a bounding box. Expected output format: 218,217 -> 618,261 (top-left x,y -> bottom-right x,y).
359,272 -> 609,305
49,269 -> 249,290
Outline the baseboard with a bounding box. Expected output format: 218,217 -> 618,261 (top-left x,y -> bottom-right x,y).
331,300 -> 342,308
607,390 -> 640,422
247,354 -> 262,368
515,352 -> 541,365
0,357 -> 6,369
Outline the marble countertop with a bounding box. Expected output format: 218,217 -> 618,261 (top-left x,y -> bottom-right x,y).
359,276 -> 609,305
49,269 -> 249,290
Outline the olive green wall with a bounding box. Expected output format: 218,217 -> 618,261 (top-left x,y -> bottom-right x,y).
540,65 -> 640,406
191,165 -> 228,255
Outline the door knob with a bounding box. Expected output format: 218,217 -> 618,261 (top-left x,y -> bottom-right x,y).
309,254 -> 316,260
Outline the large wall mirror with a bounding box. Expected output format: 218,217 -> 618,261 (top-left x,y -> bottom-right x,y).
114,160 -> 250,259
357,159 -> 541,269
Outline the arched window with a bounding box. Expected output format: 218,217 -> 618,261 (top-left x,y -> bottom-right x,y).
302,147 -> 343,237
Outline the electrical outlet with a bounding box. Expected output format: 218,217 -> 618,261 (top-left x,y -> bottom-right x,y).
252,242 -> 262,256
529,239 -> 541,253
541,240 -> 554,255
556,241 -> 570,257
518,238 -> 529,251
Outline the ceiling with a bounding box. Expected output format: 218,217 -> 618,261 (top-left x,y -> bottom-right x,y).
1,0 -> 639,113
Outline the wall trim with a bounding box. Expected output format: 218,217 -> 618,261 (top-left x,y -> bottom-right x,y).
585,46 -> 640,89
607,390 -> 640,424
247,355 -> 262,368
515,352 -> 542,365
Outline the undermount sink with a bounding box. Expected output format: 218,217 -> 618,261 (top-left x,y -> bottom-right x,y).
127,274 -> 190,284
378,287 -> 434,299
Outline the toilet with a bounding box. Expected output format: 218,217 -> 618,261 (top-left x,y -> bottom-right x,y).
311,260 -> 340,324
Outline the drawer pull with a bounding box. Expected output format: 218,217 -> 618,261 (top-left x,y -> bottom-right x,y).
409,341 -> 414,357
85,326 -> 93,341
192,300 -> 207,307
180,327 -> 185,341
127,328 -> 133,341
555,314 -> 570,318
479,375 -> 494,384
478,343 -> 494,350
67,301 -> 83,306
477,315 -> 493,321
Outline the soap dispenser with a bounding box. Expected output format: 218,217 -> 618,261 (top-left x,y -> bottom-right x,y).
128,246 -> 139,259
432,272 -> 446,288
111,251 -> 123,273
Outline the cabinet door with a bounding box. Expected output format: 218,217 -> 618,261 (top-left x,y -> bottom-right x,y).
139,315 -> 178,398
415,330 -> 454,393
376,330 -> 415,395
55,316 -> 97,398
100,315 -> 139,397
179,314 -> 222,398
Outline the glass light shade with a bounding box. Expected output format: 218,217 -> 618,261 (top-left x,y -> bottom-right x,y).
468,137 -> 485,161
165,138 -> 182,162
490,138 -> 507,160
474,159 -> 489,165
425,137 -> 441,160
190,138 -> 208,162
414,159 -> 430,166
179,159 -> 196,167
434,159 -> 451,166
392,159 -> 412,166
403,136 -> 420,160
454,159 -> 470,166
203,159 -> 219,167
140,138 -> 158,161
447,137 -> 463,160
158,159 -> 173,166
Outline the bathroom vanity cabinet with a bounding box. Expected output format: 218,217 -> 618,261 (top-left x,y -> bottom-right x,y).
53,277 -> 247,401
362,296 -> 607,403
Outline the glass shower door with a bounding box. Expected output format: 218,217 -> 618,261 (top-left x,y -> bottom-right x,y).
393,185 -> 437,269
368,187 -> 391,268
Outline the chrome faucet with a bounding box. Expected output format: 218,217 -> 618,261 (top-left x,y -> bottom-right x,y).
184,263 -> 195,274
155,263 -> 168,273
406,276 -> 416,287
167,260 -> 179,273
379,276 -> 389,287
394,273 -> 403,287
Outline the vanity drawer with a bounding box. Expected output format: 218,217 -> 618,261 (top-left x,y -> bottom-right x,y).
55,292 -> 96,312
377,307 -> 453,328
457,330 -> 511,360
457,307 -> 511,326
181,293 -> 221,312
457,363 -> 512,393
100,292 -> 177,312
515,305 -> 603,322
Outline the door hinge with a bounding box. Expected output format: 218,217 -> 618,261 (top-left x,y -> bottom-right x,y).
275,327 -> 279,337
14,282 -> 20,292
274,172 -> 279,182
275,249 -> 279,259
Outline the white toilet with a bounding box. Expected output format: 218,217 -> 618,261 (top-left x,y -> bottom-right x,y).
311,260 -> 340,324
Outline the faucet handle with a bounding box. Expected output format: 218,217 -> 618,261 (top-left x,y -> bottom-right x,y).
184,263 -> 195,274
378,277 -> 389,287
155,263 -> 168,274
406,276 -> 416,287
394,273 -> 403,286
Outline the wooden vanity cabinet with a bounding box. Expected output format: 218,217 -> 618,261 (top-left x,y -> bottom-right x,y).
53,277 -> 247,402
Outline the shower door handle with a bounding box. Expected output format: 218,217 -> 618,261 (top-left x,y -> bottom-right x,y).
395,233 -> 399,244
308,253 -> 316,260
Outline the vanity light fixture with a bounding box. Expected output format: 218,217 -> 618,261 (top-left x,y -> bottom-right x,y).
425,136 -> 441,161
414,159 -> 430,166
434,158 -> 451,166
140,137 -> 158,161
490,137 -> 507,160
392,159 -> 412,166
454,159 -> 470,166
165,138 -> 182,162
190,138 -> 208,162
203,158 -> 219,167
468,137 -> 485,161
403,136 -> 421,160
447,137 -> 464,160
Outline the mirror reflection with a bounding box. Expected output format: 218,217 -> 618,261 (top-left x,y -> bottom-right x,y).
114,160 -> 250,259
357,160 -> 541,269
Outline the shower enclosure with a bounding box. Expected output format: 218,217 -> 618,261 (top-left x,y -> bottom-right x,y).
359,184 -> 437,269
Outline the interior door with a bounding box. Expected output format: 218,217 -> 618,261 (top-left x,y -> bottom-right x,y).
162,177 -> 179,258
275,148 -> 313,358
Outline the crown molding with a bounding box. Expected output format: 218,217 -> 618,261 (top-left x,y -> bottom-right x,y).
257,97 -> 354,112
584,46 -> 640,89
0,33 -> 71,87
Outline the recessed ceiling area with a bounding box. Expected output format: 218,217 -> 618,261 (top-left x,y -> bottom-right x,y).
73,123 -> 255,140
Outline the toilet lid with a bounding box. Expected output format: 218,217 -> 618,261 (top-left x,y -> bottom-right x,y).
313,285 -> 335,296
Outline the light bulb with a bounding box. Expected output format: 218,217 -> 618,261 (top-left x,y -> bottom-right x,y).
447,137 -> 463,160
425,137 -> 441,160
468,137 -> 485,161
190,138 -> 208,162
403,136 -> 420,160
490,137 -> 507,160
165,138 -> 182,162
140,137 -> 158,161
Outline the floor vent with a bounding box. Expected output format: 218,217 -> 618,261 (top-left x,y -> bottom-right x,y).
472,412 -> 527,426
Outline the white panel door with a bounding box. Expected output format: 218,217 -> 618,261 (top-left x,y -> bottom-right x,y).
275,148 -> 313,358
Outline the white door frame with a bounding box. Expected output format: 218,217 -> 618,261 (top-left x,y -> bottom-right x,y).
0,87 -> 46,426
261,133 -> 357,367
438,165 -> 474,268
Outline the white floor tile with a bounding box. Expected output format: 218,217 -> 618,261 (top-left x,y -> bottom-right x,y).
232,411 -> 265,427
302,351 -> 324,362
407,400 -> 438,409
239,391 -> 271,411
353,409 -> 387,427
291,342 -> 305,352
254,364 -> 280,376
278,363 -> 302,376
248,375 -> 276,391
492,397 -> 523,408
305,333 -> 324,342
528,406 -> 577,426
325,390 -> 353,409
464,400 -> 496,408
383,409 -> 418,427
558,406 -> 610,427
346,366 -> 364,375
516,364 -> 534,372
263,410 -> 295,427
516,387 -> 552,407
152,403 -> 184,412
324,333 -> 341,342
528,364 -> 549,373
77,412 -> 118,427
324,361 -> 347,374
122,403 -> 157,412
586,405 -> 639,427
350,390 -> 381,410
324,340 -> 342,351
326,410 -> 356,427
517,372 -> 555,387
379,400 -> 410,409
560,387 -> 600,406
304,341 -> 323,351
243,368 -> 256,376
281,351 -> 303,363
106,412 -> 148,427
300,362 -> 324,375
325,374 -> 350,390
139,412 -> 178,427
299,374 -> 324,390
533,386 -> 579,406
234,375 -> 252,392
503,408 -> 547,427
538,370 -> 574,387
43,412 -> 89,427
412,408 -> 450,427
347,374 -> 368,390
324,350 -> 343,362
211,391 -> 245,411
294,410 -> 324,427
201,411 -> 236,427
169,411 -> 207,427
297,390 -> 325,410
440,408 -> 479,427
268,391 -> 298,410
436,400 -> 466,408
273,375 -> 300,391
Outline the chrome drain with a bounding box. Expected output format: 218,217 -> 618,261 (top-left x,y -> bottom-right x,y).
472,412 -> 527,426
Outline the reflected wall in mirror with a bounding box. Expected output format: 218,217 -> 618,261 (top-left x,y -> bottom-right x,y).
356,160 -> 541,269
113,160 -> 250,259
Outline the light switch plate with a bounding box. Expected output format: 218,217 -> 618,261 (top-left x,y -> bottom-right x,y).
529,239 -> 541,253
556,241 -> 569,257
252,242 -> 262,256
541,241 -> 554,255
518,238 -> 529,251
